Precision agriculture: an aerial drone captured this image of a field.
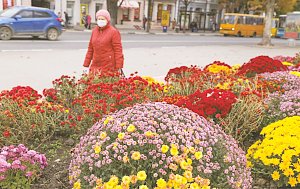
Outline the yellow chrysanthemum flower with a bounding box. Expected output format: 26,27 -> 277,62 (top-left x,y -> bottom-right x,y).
99,132 -> 107,140
161,145 -> 169,153
144,131 -> 155,138
290,71 -> 300,77
137,171 -> 147,181
123,155 -> 129,163
288,177 -> 298,187
94,145 -> 101,154
127,124 -> 136,132
103,116 -> 113,125
282,61 -> 294,66
180,160 -> 188,170
122,176 -> 131,185
194,151 -> 203,160
139,185 -> 149,189
108,175 -> 119,186
170,147 -> 179,156
190,182 -> 200,189
131,151 -> 141,160
183,170 -> 193,180
156,178 -> 167,188
73,181 -> 81,189
118,132 -> 125,140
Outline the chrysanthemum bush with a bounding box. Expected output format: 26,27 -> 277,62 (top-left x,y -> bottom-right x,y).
169,88 -> 237,120
69,102 -> 252,189
260,71 -> 300,125
0,144 -> 47,189
246,116 -> 300,188
237,56 -> 288,77
165,63 -> 279,99
0,86 -> 68,146
260,71 -> 300,92
264,89 -> 300,123
203,61 -> 232,74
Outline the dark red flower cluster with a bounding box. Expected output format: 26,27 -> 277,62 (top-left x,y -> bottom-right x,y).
43,88 -> 58,102
237,56 -> 288,77
203,61 -> 232,71
0,86 -> 42,106
165,65 -> 201,82
173,89 -> 237,118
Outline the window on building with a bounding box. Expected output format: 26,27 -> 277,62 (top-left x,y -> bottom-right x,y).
67,1 -> 74,18
134,3 -> 141,21
18,10 -> 33,18
2,0 -> 15,9
95,3 -> 103,14
123,9 -> 130,21
34,11 -> 51,18
167,5 -> 172,14
32,0 -> 50,8
157,4 -> 163,21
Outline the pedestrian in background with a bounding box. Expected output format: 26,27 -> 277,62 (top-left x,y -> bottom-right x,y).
143,15 -> 147,30
64,11 -> 69,28
172,18 -> 176,30
83,9 -> 124,75
86,14 -> 91,29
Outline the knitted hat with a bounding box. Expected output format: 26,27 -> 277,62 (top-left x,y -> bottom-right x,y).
96,9 -> 111,22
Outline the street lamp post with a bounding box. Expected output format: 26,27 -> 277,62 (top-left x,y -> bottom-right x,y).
203,0 -> 207,32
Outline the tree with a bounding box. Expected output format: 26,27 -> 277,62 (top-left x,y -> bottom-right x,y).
218,0 -> 249,13
248,0 -> 297,14
146,0 -> 153,32
258,0 -> 275,46
106,0 -> 125,26
295,0 -> 300,11
181,0 -> 193,33
248,0 -> 297,46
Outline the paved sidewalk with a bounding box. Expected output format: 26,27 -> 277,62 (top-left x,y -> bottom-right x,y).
69,25 -> 221,36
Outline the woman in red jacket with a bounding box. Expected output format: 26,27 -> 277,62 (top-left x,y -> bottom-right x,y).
83,9 -> 124,75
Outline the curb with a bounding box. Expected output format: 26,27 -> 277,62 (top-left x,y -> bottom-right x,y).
120,31 -> 221,36
66,29 -> 221,36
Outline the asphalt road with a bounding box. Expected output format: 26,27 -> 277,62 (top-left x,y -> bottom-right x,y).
0,31 -> 298,51
0,31 -> 299,91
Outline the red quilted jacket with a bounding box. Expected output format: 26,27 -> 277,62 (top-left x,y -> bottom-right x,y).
83,24 -> 124,74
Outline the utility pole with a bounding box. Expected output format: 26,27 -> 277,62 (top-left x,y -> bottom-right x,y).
203,0 -> 208,32
146,0 -> 153,32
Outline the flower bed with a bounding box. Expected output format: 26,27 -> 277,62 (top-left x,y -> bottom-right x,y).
0,54 -> 300,188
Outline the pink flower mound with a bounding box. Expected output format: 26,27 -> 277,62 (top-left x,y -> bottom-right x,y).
69,102 -> 252,188
237,56 -> 288,77
0,144 -> 47,184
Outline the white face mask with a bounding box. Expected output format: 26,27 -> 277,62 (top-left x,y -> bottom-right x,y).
97,20 -> 107,27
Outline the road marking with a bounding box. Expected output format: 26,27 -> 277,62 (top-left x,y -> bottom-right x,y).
1,49 -> 53,52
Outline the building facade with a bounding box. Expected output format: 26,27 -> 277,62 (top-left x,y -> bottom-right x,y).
1,0 -> 219,29
177,0 -> 219,30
